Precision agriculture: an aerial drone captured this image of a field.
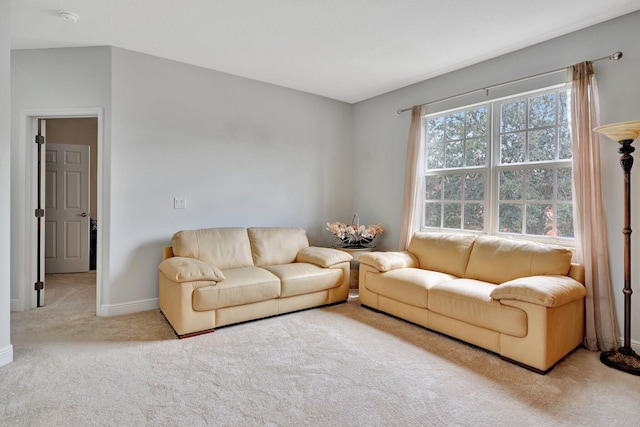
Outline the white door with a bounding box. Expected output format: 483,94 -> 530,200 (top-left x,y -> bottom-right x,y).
45,143 -> 91,273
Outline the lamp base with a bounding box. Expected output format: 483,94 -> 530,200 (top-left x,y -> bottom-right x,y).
600,347 -> 640,376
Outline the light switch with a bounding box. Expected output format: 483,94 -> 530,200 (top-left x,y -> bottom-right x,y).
174,197 -> 186,209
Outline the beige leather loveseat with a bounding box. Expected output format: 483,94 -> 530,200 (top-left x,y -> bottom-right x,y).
159,227 -> 352,337
358,232 -> 586,373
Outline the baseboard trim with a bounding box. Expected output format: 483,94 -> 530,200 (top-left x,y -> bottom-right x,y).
11,299 -> 22,312
99,298 -> 158,317
0,344 -> 13,367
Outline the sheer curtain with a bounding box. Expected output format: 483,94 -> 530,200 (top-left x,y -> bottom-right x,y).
569,61 -> 619,351
399,105 -> 425,250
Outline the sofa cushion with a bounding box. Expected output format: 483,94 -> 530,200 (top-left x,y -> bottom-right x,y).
408,232 -> 476,277
428,279 -> 527,337
358,251 -> 419,272
364,268 -> 456,308
172,227 -> 254,270
490,275 -> 586,307
248,227 -> 309,267
192,266 -> 280,311
465,235 -> 573,284
265,263 -> 343,297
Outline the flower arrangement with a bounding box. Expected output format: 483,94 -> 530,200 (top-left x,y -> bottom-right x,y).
326,214 -> 384,249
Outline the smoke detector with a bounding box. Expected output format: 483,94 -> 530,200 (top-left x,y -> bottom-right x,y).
58,10 -> 80,23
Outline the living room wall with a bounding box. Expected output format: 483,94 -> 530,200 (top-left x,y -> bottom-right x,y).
0,0 -> 13,367
352,10 -> 640,347
10,46 -> 353,314
107,47 -> 353,307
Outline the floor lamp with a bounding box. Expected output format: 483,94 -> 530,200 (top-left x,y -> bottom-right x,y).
594,120 -> 640,375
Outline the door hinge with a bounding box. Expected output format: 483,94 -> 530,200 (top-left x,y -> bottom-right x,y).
35,209 -> 45,218
34,282 -> 44,291
35,135 -> 45,145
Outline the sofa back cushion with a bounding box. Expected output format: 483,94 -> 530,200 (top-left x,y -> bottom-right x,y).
248,227 -> 309,267
171,227 -> 254,270
408,232 -> 476,277
465,235 -> 573,284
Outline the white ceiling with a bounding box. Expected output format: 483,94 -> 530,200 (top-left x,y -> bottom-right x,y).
10,0 -> 640,104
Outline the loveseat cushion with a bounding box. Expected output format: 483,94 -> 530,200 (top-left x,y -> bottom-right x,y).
264,263 -> 343,297
172,227 -> 254,270
428,279 -> 527,337
364,268 -> 456,308
408,232 -> 476,277
490,275 -> 586,307
465,235 -> 573,284
159,257 -> 225,283
192,266 -> 280,311
296,246 -> 353,267
248,227 -> 309,267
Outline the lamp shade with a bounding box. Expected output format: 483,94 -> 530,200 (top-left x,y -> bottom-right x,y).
594,120 -> 640,142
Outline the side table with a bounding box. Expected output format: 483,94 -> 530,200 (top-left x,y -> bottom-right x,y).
337,248 -> 374,289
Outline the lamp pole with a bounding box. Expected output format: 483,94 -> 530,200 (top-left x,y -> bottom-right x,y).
595,121 -> 640,375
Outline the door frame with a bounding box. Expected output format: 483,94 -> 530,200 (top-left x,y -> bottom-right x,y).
19,108 -> 105,315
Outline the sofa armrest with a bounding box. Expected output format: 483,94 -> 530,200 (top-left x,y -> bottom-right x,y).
358,251 -> 419,272
490,275 -> 586,308
296,246 -> 353,267
159,257 -> 225,283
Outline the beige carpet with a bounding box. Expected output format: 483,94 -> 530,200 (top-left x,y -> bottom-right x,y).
2,272 -> 640,426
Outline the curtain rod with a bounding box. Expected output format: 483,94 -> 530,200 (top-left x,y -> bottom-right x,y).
397,51 -> 623,114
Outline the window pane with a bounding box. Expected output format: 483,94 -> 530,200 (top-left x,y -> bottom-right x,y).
529,93 -> 556,128
501,100 -> 525,132
446,112 -> 465,141
425,175 -> 442,200
443,203 -> 461,229
427,141 -> 444,169
501,132 -> 525,164
558,125 -> 572,160
465,137 -> 487,166
528,128 -> 556,162
445,140 -> 464,168
557,204 -> 574,238
427,117 -> 444,144
499,204 -> 522,233
557,168 -> 572,201
464,203 -> 484,231
526,169 -> 553,201
424,203 -> 442,227
499,170 -> 523,200
464,173 -> 484,200
443,174 -> 462,200
525,204 -> 549,236
466,107 -> 487,138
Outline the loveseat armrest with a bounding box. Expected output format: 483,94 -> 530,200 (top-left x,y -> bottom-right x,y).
490,275 -> 586,308
358,251 -> 419,272
159,257 -> 225,283
296,246 -> 353,267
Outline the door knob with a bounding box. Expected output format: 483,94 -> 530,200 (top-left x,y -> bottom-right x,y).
80,212 -> 88,217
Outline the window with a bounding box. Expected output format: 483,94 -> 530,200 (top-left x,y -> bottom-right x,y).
422,86 -> 573,241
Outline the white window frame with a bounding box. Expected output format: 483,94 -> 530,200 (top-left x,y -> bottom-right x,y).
420,83 -> 574,246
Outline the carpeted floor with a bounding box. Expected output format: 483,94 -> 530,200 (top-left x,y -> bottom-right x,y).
2,272 -> 640,426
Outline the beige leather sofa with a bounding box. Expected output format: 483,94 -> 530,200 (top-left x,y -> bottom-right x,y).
358,232 -> 586,373
159,227 -> 352,337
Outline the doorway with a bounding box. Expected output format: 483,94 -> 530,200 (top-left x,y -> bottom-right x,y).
42,119 -> 97,308
19,108 -> 104,315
